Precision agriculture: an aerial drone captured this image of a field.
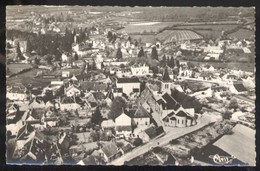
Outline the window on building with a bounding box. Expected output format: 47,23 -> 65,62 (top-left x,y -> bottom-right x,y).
182,120 -> 184,124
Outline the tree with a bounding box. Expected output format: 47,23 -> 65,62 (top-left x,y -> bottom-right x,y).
116,48 -> 122,61
45,54 -> 53,65
162,54 -> 166,63
90,130 -> 99,142
138,47 -> 144,58
187,61 -> 195,69
229,98 -> 238,111
74,52 -> 79,60
168,56 -> 175,68
222,110 -> 232,120
107,31 -> 112,40
91,106 -> 103,125
151,46 -> 158,60
120,64 -> 125,68
133,138 -> 143,147
176,60 -> 180,68
108,96 -> 126,120
26,39 -> 33,53
128,36 -> 132,43
151,66 -> 159,75
92,60 -> 97,70
16,42 -> 25,60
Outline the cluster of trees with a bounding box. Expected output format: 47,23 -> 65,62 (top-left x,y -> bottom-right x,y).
107,31 -> 117,43
75,27 -> 90,44
108,96 -> 126,120
151,46 -> 158,60
7,26 -> 91,63
115,48 -> 123,61
160,55 -> 176,68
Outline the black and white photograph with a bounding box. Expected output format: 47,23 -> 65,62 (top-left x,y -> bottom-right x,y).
5,6 -> 255,166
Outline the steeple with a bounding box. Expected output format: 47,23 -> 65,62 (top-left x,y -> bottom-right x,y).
162,66 -> 171,82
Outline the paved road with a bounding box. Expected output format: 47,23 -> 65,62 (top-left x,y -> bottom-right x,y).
235,95 -> 255,104
109,114 -> 218,165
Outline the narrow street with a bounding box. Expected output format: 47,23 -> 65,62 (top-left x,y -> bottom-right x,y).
109,113 -> 219,165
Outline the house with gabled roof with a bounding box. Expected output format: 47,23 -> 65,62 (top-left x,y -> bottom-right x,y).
101,142 -> 121,162
229,83 -> 248,94
46,142 -> 64,165
59,96 -> 81,111
7,83 -> 28,101
133,106 -> 150,128
139,126 -> 157,143
157,92 -> 181,120
18,131 -> 48,163
105,90 -> 114,106
116,77 -> 140,96
29,97 -> 46,109
64,81 -> 81,97
8,103 -> 20,114
16,124 -> 35,150
115,112 -> 133,138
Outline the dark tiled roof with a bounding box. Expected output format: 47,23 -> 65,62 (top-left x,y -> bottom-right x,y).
101,142 -> 120,158
81,155 -> 96,165
81,81 -> 107,91
160,93 -> 180,110
8,103 -> 19,111
117,77 -> 140,83
233,84 -> 247,92
60,96 -> 76,104
171,89 -> 201,111
92,92 -> 106,100
106,90 -> 114,100
175,111 -> 188,117
17,124 -> 34,140
134,106 -> 150,118
212,86 -> 227,92
155,126 -> 164,135
170,117 -> 176,120
116,125 -> 132,132
144,127 -> 157,139
121,143 -> 132,153
133,88 -> 140,93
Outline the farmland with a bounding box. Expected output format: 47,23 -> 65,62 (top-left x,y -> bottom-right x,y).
228,28 -> 255,40
117,22 -> 177,34
7,68 -> 52,88
156,30 -> 203,42
7,63 -> 33,76
173,24 -> 239,40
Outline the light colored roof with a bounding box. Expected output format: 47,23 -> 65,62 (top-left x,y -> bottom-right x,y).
101,119 -> 115,128
213,124 -> 256,166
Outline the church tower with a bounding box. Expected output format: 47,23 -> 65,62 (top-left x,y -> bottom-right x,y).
161,66 -> 172,93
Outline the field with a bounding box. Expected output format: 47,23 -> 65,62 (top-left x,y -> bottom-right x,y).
7,68 -> 52,88
228,28 -> 255,40
174,24 -> 239,40
117,22 -> 177,34
7,63 -> 33,76
156,30 -> 203,42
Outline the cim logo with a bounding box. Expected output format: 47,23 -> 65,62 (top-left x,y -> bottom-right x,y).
209,154 -> 235,164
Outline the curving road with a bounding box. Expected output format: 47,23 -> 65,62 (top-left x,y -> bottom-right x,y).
109,113 -> 219,165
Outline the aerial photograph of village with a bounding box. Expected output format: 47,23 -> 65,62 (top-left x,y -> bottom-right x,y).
6,6 -> 255,166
